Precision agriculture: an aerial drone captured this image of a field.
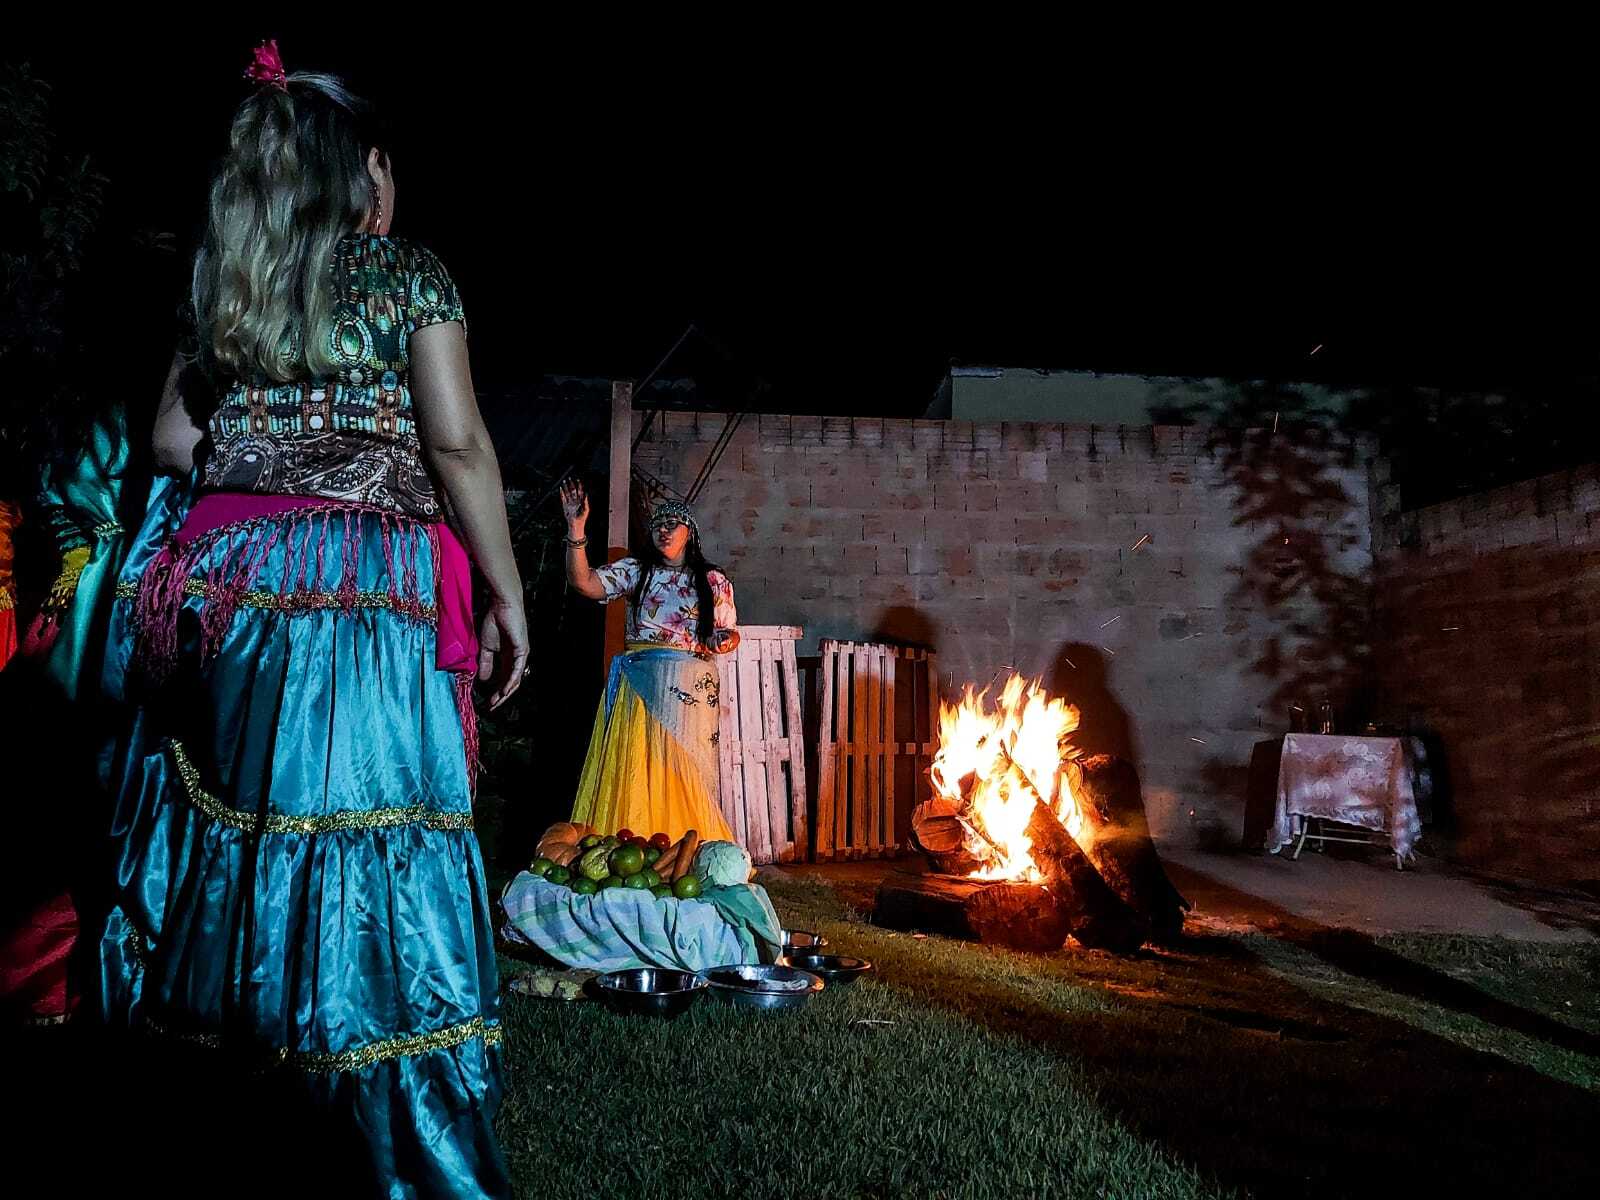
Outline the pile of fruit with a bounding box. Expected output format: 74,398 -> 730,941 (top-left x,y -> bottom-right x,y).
529,822 -> 706,900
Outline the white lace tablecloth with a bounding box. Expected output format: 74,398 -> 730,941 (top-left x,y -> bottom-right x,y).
1268,734 -> 1423,861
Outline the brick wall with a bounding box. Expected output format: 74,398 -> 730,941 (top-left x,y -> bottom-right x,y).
634,413 -> 1375,843
1373,463 -> 1600,889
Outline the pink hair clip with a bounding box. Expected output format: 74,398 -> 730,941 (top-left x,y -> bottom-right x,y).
245,39 -> 289,92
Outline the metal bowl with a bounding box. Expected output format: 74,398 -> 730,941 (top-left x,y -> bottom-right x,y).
701,963 -> 825,1011
591,968 -> 709,1017
779,928 -> 830,956
775,953 -> 874,986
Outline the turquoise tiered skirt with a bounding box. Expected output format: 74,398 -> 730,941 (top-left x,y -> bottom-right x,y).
97,479 -> 509,1199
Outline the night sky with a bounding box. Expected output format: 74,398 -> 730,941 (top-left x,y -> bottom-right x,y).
12,23 -> 1595,413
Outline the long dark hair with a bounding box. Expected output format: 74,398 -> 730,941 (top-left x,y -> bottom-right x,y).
192,72 -> 390,384
633,532 -> 722,648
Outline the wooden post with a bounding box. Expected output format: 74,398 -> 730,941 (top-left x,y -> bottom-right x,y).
603,380 -> 632,676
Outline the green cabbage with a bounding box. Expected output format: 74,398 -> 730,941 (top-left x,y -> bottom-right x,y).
578,846 -> 613,882
691,840 -> 753,887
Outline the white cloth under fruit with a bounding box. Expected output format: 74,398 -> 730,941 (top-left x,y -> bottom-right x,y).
499,875 -> 780,972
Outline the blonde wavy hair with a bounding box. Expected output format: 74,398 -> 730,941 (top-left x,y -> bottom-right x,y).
192,73 -> 387,383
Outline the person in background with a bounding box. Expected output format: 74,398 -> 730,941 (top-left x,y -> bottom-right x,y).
560,479 -> 738,843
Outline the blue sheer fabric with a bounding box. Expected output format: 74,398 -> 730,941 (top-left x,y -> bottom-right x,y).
97,479 -> 509,1199
609,646 -> 723,794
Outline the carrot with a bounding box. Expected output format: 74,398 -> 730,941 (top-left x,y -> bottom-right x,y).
654,838 -> 685,879
672,831 -> 701,882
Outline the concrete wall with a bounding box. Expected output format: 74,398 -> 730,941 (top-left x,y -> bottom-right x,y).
635,413 -> 1376,843
1373,464 -> 1600,890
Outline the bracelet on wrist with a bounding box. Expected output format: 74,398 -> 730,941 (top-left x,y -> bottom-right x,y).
563,535 -> 588,548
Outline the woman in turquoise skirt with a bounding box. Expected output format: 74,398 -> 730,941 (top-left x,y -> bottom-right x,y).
98,44 -> 526,1198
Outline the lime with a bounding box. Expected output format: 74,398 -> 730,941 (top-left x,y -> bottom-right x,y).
640,868 -> 661,888
600,875 -> 624,890
643,846 -> 662,866
546,865 -> 572,886
609,843 -> 646,878
572,877 -> 599,896
672,874 -> 702,900
650,884 -> 674,900
529,856 -> 554,877
623,873 -> 651,890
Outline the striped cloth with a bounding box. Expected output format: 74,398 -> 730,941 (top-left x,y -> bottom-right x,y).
499,874 -> 781,973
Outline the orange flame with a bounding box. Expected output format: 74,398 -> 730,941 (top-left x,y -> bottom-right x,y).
929,674 -> 1084,881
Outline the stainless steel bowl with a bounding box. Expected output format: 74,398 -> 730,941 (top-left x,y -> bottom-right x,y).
701,963 -> 825,1011
591,968 -> 709,1017
779,929 -> 830,956
775,953 -> 874,985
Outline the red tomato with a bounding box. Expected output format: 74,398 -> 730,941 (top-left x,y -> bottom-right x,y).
628,836 -> 649,849
616,829 -> 634,843
650,832 -> 671,851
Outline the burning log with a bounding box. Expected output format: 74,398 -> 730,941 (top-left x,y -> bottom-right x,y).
903,672 -> 1155,954
874,874 -> 1074,952
1065,755 -> 1191,942
965,880 -> 1077,952
909,790 -> 984,875
901,761 -> 1147,953
1008,759 -> 1148,953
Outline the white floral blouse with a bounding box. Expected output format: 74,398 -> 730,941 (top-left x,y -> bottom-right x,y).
592,558 -> 737,655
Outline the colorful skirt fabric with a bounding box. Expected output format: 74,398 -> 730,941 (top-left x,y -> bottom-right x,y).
0,497 -> 17,671
98,485 -> 508,1200
570,644 -> 735,844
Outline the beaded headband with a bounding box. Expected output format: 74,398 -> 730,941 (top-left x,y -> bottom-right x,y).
649,499 -> 699,540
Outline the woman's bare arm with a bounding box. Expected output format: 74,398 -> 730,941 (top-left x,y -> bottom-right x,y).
559,478 -> 607,600
409,320 -> 528,707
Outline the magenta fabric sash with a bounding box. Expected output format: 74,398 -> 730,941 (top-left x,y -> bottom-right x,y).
177,493 -> 477,674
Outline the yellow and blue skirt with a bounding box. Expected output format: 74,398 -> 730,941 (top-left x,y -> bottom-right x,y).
571,643 -> 735,843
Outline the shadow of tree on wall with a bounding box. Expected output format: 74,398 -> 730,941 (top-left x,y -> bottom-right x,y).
1150,381 -> 1374,845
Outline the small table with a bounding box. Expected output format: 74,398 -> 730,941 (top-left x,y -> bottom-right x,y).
1268,734 -> 1424,869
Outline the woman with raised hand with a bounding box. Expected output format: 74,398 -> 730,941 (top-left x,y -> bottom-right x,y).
560,479 -> 738,844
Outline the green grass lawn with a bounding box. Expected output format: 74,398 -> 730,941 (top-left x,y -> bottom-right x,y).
493,871 -> 1600,1200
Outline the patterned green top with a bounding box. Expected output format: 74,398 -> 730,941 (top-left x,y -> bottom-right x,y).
201,234 -> 464,519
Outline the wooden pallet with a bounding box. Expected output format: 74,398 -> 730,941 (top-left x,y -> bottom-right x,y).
715,625 -> 808,864
814,640 -> 939,861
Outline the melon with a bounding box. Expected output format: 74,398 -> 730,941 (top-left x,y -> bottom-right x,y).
540,821 -> 581,846
544,841 -> 580,867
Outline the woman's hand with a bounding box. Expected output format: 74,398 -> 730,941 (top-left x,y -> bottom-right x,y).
559,477 -> 589,533
710,629 -> 740,655
477,597 -> 530,710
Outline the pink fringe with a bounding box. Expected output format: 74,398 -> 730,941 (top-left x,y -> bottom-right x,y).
132,502 -> 437,686
455,672 -> 480,796
132,541 -> 190,685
